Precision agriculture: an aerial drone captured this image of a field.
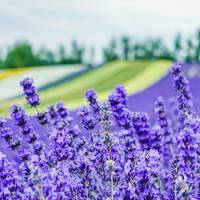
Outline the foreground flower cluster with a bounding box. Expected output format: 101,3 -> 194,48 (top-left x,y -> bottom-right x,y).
0,63 -> 200,200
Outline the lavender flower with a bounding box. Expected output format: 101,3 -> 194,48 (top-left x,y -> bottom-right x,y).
46,105 -> 59,129
109,85 -> 132,129
20,77 -> 40,107
171,63 -> 193,117
0,124 -> 33,184
56,102 -> 70,119
150,125 -> 162,153
154,96 -> 172,142
10,105 -> 38,145
154,96 -> 173,164
48,129 -> 70,164
177,127 -> 198,191
114,84 -> 127,106
85,89 -> 100,114
132,112 -> 151,150
1,69 -> 200,198
77,107 -> 96,131
36,111 -> 48,126
0,152 -> 25,199
99,102 -> 112,131
0,118 -> 5,128
134,150 -> 161,199
1,127 -> 21,151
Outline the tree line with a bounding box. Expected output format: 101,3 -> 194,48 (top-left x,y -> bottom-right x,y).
1,29 -> 200,68
103,30 -> 200,63
0,40 -> 85,68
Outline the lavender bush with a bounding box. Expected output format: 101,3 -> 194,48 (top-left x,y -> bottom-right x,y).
0,63 -> 200,200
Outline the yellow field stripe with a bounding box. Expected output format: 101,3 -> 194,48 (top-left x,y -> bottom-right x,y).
0,68 -> 30,80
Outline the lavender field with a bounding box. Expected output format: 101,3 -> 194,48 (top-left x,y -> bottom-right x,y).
128,63 -> 200,117
1,0 -> 200,199
0,63 -> 200,199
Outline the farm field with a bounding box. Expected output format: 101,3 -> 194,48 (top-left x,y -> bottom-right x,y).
1,62 -> 200,199
2,0 -> 200,198
127,63 -> 200,117
0,60 -> 171,115
0,64 -> 84,101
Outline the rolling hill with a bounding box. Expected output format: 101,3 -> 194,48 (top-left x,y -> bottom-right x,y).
0,60 -> 172,116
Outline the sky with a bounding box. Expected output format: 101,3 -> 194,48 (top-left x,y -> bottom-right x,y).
0,0 -> 200,59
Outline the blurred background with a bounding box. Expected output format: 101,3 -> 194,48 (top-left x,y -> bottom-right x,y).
0,0 -> 200,116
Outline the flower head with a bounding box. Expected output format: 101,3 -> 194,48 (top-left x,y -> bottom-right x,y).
171,63 -> 193,117
85,89 -> 100,114
109,85 -> 132,129
0,152 -> 25,199
20,77 -> 40,107
77,107 -> 96,131
133,112 -> 151,150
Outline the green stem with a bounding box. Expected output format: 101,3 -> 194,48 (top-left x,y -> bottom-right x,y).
105,130 -> 114,200
174,184 -> 177,200
35,107 -> 39,114
110,171 -> 114,200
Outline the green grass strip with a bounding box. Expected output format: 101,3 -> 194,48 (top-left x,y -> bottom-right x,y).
0,60 -> 171,116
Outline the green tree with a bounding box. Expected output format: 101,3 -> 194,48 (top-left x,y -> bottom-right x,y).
58,45 -> 67,64
36,47 -> 55,66
121,36 -> 131,60
184,38 -> 194,62
133,42 -> 146,59
103,38 -> 119,62
89,46 -> 95,66
195,30 -> 200,62
70,40 -> 85,63
174,33 -> 182,60
0,50 -> 3,68
5,42 -> 37,68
